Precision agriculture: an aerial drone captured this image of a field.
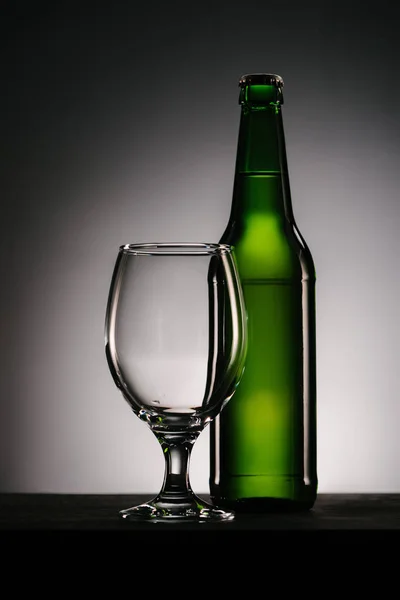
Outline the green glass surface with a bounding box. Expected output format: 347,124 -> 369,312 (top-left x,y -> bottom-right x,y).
209,75 -> 317,511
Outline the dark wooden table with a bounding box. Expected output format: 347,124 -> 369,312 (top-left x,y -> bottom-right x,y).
2,494 -> 397,580
1,493 -> 399,577
1,493 -> 399,543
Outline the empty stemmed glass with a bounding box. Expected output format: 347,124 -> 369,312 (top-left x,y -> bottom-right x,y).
105,242 -> 247,522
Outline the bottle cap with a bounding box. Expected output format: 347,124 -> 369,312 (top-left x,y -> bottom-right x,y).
239,73 -> 284,106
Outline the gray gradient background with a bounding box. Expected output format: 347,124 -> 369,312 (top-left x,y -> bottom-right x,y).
1,1 -> 399,494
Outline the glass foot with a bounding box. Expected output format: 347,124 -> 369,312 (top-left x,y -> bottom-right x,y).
119,494 -> 235,523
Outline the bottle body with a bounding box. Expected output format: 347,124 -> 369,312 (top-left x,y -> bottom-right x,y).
209,75 -> 317,511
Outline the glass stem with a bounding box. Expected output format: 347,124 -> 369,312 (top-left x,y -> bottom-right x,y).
154,431 -> 200,502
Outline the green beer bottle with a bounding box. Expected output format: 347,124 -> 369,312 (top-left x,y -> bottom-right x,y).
209,73 -> 317,511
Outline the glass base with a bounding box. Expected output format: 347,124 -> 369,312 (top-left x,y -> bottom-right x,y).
119,494 -> 235,523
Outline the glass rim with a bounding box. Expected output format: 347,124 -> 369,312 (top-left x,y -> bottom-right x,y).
119,242 -> 234,256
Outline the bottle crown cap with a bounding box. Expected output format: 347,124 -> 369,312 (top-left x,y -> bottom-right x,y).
239,73 -> 284,88
239,73 -> 284,106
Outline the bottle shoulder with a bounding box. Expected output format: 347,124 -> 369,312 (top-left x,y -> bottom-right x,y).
221,218 -> 316,281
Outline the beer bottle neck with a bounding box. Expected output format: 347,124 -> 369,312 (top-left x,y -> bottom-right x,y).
231,76 -> 294,221
236,103 -> 283,174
